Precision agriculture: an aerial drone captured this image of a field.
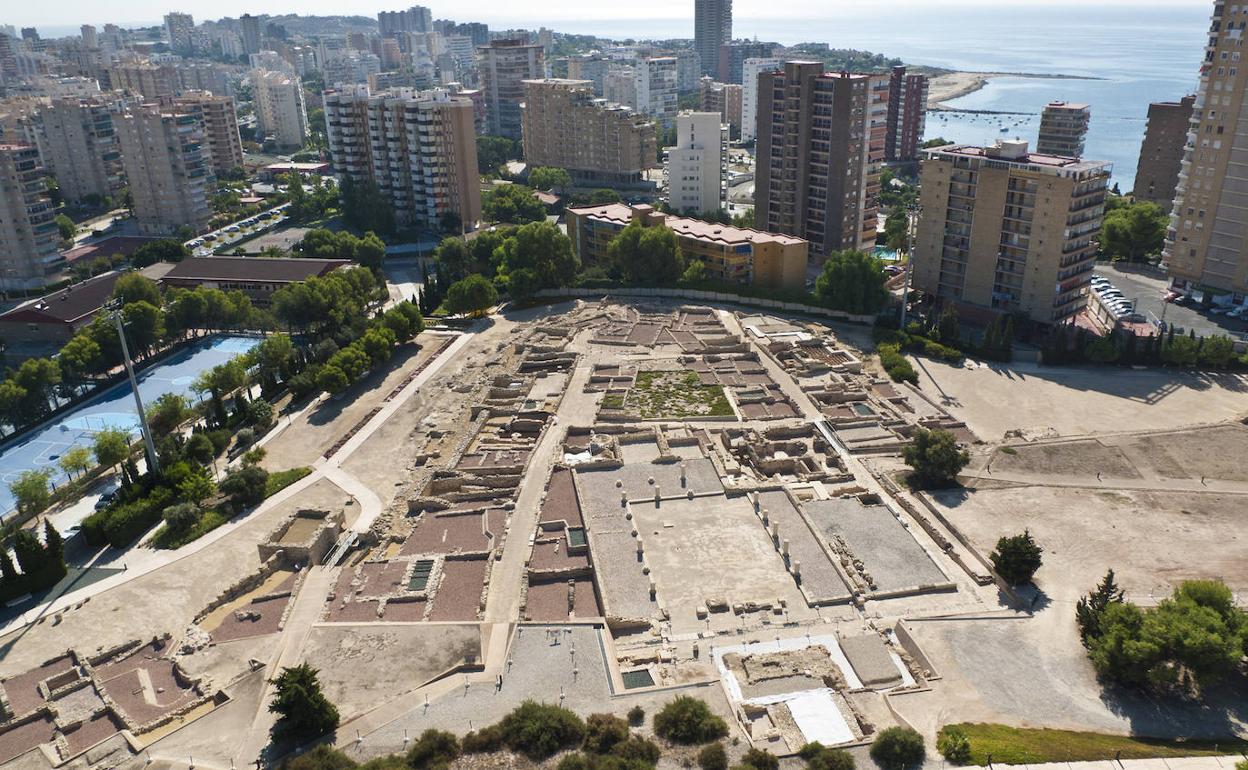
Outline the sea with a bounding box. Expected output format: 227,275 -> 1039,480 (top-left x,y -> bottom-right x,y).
530,3 -> 1212,191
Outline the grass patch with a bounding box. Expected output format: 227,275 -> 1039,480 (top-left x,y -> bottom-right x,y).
600,392 -> 625,409
630,370 -> 733,419
945,723 -> 1248,765
150,510 -> 228,550
998,446 -> 1018,455
265,466 -> 312,497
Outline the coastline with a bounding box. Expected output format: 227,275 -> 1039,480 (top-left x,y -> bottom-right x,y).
926,71 -> 1103,110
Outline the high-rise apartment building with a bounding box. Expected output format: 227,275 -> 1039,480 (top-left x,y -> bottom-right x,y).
740,57 -> 781,143
36,96 -> 126,204
81,25 -> 98,50
1036,101 -> 1090,158
520,79 -> 657,185
113,105 -> 212,235
107,62 -> 178,99
913,140 -> 1110,324
754,62 -> 889,258
324,86 -> 481,230
378,6 -> 433,37
1165,3 -> 1248,296
694,0 -> 731,77
1132,95 -> 1194,214
885,66 -> 928,162
604,67 -> 637,110
252,69 -> 308,150
240,14 -> 262,56
164,13 -> 195,54
169,91 -> 245,174
479,39 -> 544,139
634,57 -> 678,127
667,111 -> 726,215
564,54 -> 610,95
717,41 -> 775,85
698,77 -> 742,138
0,144 -> 61,287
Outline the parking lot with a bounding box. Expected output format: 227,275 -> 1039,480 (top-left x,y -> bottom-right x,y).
1095,264 -> 1248,339
186,203 -> 291,256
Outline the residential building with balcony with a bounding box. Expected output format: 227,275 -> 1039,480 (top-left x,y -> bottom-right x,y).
913,139 -> 1111,325
0,143 -> 61,287
323,86 -> 480,230
1133,95 -> 1194,214
1036,101 -> 1090,158
754,62 -> 889,259
168,91 -> 245,175
885,65 -> 928,162
740,57 -> 781,143
479,39 -> 544,140
699,77 -> 742,137
567,202 -> 808,291
667,111 -> 726,215
114,105 -> 212,236
252,69 -> 308,151
36,95 -> 126,204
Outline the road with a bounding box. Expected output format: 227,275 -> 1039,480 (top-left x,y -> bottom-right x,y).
1095,264 -> 1248,338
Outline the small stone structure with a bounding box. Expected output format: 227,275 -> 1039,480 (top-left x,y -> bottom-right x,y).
258,508 -> 344,567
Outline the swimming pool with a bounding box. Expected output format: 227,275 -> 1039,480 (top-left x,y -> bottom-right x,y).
0,335 -> 260,518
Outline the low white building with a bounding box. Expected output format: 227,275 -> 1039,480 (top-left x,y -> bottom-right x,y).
667,111 -> 726,215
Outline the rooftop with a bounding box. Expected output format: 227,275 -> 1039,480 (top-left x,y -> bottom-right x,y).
162,256 -> 351,283
569,203 -> 807,247
0,271 -> 122,326
924,142 -> 1111,174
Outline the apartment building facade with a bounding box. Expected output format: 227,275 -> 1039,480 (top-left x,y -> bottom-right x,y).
324,86 -> 481,230
717,41 -> 775,84
885,65 -> 928,162
252,69 -> 308,150
634,57 -> 678,127
694,0 -> 732,77
36,96 -> 126,203
169,91 -> 244,175
114,105 -> 212,236
479,39 -> 544,139
699,77 -> 742,137
754,62 -> 889,258
740,57 -> 781,143
1133,95 -> 1195,214
1165,2 -> 1248,297
0,144 -> 61,287
913,140 -> 1110,325
164,12 -> 195,54
1036,101 -> 1090,158
520,79 -> 657,185
667,111 -> 726,215
566,202 -> 808,291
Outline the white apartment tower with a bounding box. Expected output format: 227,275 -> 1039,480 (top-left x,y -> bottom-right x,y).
667,111 -> 727,215
741,57 -> 781,142
252,69 -> 309,151
634,57 -> 678,128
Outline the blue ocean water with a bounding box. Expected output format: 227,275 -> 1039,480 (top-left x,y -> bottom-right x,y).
542,4 -> 1211,189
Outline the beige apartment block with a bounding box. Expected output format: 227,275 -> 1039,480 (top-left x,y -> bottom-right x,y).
520,79 -> 657,186
114,105 -> 211,236
698,77 -> 742,137
169,91 -> 244,174
0,144 -> 61,287
36,95 -> 126,203
324,86 -> 480,230
252,69 -> 308,151
479,39 -> 544,140
755,62 -> 889,259
1165,1 -> 1248,297
913,140 -> 1110,325
1036,100 -> 1090,158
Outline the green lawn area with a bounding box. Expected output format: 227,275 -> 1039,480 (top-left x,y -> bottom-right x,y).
265,466 -> 313,497
629,370 -> 733,419
946,723 -> 1248,765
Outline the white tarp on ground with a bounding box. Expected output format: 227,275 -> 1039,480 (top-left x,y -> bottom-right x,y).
785,690 -> 856,746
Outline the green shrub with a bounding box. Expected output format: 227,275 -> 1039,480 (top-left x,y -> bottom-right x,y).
281,744 -> 357,770
405,729 -> 459,769
921,338 -> 963,363
799,742 -> 856,770
870,726 -> 926,770
265,467 -> 312,497
500,700 -> 586,760
461,724 -> 505,753
739,747 -> 779,770
626,705 -> 645,726
937,725 -> 972,764
697,742 -> 728,770
652,696 -> 728,745
878,343 -> 918,384
611,735 -> 660,764
583,713 -> 630,754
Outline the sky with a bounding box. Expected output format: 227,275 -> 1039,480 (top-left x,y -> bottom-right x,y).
8,0 -> 1213,33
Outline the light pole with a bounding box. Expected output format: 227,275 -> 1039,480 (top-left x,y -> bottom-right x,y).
899,203 -> 921,331
105,300 -> 160,474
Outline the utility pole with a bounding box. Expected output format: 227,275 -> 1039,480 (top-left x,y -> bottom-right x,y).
106,300 -> 160,474
899,202 -> 921,330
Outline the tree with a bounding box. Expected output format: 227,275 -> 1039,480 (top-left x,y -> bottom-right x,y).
220,464 -> 269,508
9,469 -> 53,518
902,428 -> 968,488
59,446 -> 94,480
1199,335 -> 1236,367
147,393 -> 193,436
120,301 -> 166,356
589,189 -> 622,204
434,237 -> 473,282
990,530 -> 1044,586
56,213 -> 76,242
483,184 -> 548,224
499,701 -> 586,760
163,502 -> 202,532
1100,200 -> 1167,262
815,250 -> 888,315
935,726 -> 972,765
527,166 -> 571,192
869,727 -> 926,770
582,713 -> 629,754
652,696 -> 727,744
1161,334 -> 1198,366
494,221 -> 579,296
444,274 -> 498,317
883,208 -> 909,252
12,529 -> 49,576
249,334 -> 295,391
177,466 -> 215,505
43,519 -> 64,562
697,742 -> 728,770
406,729 -> 460,769
111,274 -> 162,308
59,334 -> 103,380
607,220 -> 685,285
268,663 -> 339,744
1076,568 -> 1125,645
130,239 -> 190,267
477,135 -> 518,175
339,177 -> 395,236
680,259 -> 708,284
94,428 -> 132,479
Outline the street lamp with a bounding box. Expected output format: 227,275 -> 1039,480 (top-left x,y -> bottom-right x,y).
899,203 -> 921,331
104,299 -> 160,474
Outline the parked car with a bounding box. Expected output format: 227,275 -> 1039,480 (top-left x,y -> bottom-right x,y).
1227,305 -> 1248,319
93,490 -> 117,510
